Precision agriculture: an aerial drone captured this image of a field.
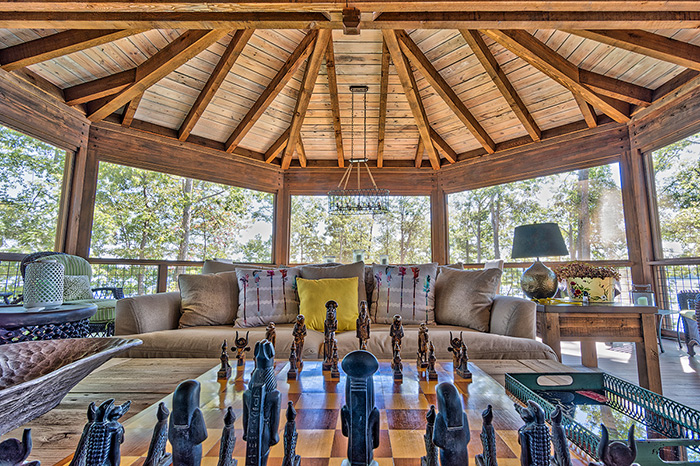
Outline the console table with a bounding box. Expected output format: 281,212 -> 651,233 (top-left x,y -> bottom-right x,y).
536,302 -> 662,394
0,303 -> 97,344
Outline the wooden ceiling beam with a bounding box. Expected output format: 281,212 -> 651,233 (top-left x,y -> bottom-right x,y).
377,39 -> 390,168
264,127 -> 291,163
396,30 -> 496,154
297,139 -> 307,168
414,137 -> 424,168
460,29 -> 541,142
224,30 -> 318,154
121,91 -> 143,127
572,91 -> 598,128
325,37 -> 344,168
0,29 -> 146,71
483,29 -> 631,124
87,29 -> 228,122
579,69 -> 652,106
64,69 -> 134,105
567,29 -> 700,72
429,127 -> 456,163
178,29 -> 254,141
282,29 -> 331,169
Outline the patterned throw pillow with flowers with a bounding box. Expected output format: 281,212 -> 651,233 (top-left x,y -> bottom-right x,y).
234,267 -> 301,327
371,263 -> 438,325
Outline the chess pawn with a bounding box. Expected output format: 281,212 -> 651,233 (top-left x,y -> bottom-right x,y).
282,402 -> 301,466
169,380 -> 208,466
288,341 -> 298,380
421,406 -> 438,466
323,301 -> 338,371
433,383 -> 470,466
357,301 -> 371,350
265,322 -> 276,348
234,331 -> 251,367
475,405 -> 497,466
389,314 -> 404,350
70,399 -> 131,466
218,407 -> 237,466
292,314 -> 307,369
588,425 -> 639,466
144,402 -> 172,466
218,340 -> 232,380
427,341 -> 438,381
0,429 -> 40,466
551,406 -> 572,466
417,323 -> 429,369
330,340 -> 340,379
516,400 -> 550,466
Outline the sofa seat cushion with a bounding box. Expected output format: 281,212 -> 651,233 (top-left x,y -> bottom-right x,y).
335,324 -> 557,360
121,323 -> 324,359
68,298 -> 116,323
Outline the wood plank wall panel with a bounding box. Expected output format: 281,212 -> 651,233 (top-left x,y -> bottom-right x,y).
285,168 -> 436,195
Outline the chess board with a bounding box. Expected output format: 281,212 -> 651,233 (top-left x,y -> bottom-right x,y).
56,359 -> 589,466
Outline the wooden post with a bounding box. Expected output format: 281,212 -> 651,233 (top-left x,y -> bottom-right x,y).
431,186 -> 448,265
273,182 -> 291,266
74,143 -> 99,258
62,141 -> 89,255
156,264 -> 168,293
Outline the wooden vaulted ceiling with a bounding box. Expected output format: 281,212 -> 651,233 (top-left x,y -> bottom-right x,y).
2,2 -> 700,170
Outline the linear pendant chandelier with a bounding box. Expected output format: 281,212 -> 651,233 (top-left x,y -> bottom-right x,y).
328,85 -> 390,215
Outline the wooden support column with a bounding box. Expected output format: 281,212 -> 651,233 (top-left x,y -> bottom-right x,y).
431,186 -> 448,265
74,142 -> 100,258
62,140 -> 89,255
156,264 -> 169,293
273,182 -> 291,266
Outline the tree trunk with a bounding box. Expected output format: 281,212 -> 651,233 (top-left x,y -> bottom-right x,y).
577,169 -> 591,260
476,218 -> 482,263
490,192 -> 500,259
137,175 -> 148,295
175,178 -> 193,277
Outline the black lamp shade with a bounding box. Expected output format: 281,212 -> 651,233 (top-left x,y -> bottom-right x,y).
511,223 -> 569,259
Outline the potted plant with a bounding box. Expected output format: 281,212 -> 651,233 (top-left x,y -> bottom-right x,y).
555,262 -> 621,302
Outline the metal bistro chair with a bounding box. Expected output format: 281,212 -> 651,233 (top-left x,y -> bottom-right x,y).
677,290 -> 700,356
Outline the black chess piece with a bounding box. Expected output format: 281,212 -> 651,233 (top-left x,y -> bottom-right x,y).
282,402 -> 301,466
392,341 -> 403,381
588,425 -> 639,466
417,323 -> 429,369
551,406 -> 571,466
340,350 -> 380,466
144,402 -> 172,466
70,399 -> 131,466
432,383 -> 470,466
218,340 -> 232,380
169,380 -> 208,466
427,341 -> 438,381
475,405 -> 497,466
389,314 -> 404,350
234,331 -> 251,367
420,406 -> 438,466
265,322 -> 276,348
357,301 -> 371,350
218,407 -> 237,466
456,341 -> 472,381
330,340 -> 340,379
288,341 -> 298,380
447,332 -> 462,366
0,429 -> 40,466
243,340 -> 281,466
323,301 -> 338,371
516,400 -> 550,466
292,314 -> 307,369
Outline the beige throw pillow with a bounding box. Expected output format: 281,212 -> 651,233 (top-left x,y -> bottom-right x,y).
434,267 -> 502,332
300,262 -> 366,306
178,272 -> 238,328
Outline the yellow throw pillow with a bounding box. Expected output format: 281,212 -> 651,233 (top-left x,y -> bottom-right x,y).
296,277 -> 358,332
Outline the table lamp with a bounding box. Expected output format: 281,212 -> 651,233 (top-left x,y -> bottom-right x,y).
511,223 -> 569,299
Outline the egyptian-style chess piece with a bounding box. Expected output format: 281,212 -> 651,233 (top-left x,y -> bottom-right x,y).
323,300 -> 338,371
169,380 -> 207,466
475,405 -> 497,466
455,341 -> 472,381
70,399 -> 130,466
551,406 -> 572,466
392,341 -> 403,381
292,314 -> 307,369
417,323 -> 429,369
588,425 -> 639,466
243,340 -> 281,466
282,402 -> 301,466
427,341 -> 438,381
447,331 -> 463,367
218,407 -> 237,466
287,341 -> 298,380
330,340 -> 340,379
234,331 -> 251,367
389,314 -> 404,350
0,429 -> 40,466
265,322 -> 276,348
421,406 -> 438,466
516,400 -> 550,466
218,340 -> 232,380
144,402 -> 172,466
340,350 -> 381,466
433,383 -> 470,466
357,301 -> 371,350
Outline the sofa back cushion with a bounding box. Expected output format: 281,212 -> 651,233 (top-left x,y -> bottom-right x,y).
64,275 -> 93,301
371,263 -> 438,325
234,267 -> 301,327
434,267 -> 502,332
296,277 -> 358,332
300,262 -> 366,307
178,271 -> 238,328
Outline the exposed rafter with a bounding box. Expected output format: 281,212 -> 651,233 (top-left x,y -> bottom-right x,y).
325,38 -> 345,168
178,29 -> 254,141
578,69 -> 652,107
396,30 -> 496,154
429,127 -> 457,164
414,137 -> 424,168
297,139 -> 307,167
65,69 -> 134,106
572,91 -> 598,128
86,29 -> 228,121
121,91 -> 143,127
482,29 -> 631,124
460,29 -> 541,142
282,29 -> 331,170
264,127 -> 290,164
224,30 -> 318,154
377,39 -> 390,169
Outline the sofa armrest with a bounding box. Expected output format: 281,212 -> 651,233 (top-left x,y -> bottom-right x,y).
115,292 -> 181,335
489,295 -> 536,339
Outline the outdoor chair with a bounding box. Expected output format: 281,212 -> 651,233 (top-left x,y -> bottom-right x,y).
19,252 -> 124,336
677,290 -> 700,356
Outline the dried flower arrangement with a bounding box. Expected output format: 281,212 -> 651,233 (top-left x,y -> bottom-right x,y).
555,262 -> 621,281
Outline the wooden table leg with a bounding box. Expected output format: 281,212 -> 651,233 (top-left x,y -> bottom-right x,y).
541,313 -> 562,362
637,313 -> 663,394
581,341 -> 598,367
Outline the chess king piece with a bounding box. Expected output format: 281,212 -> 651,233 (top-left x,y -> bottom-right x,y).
427,341 -> 438,381
330,340 -> 340,379
243,340 -> 281,466
292,314 -> 307,369
218,407 -> 237,466
516,400 -> 550,466
234,331 -> 251,367
70,399 -> 131,466
144,402 -> 172,466
389,314 -> 404,350
391,341 -> 403,381
218,340 -> 232,380
417,323 -> 429,369
475,405 -> 497,466
356,301 -> 371,350
265,322 -> 276,348
0,429 -> 40,466
287,341 -> 298,380
282,402 -> 301,466
588,425 -> 639,466
169,380 -> 208,466
551,406 -> 572,466
421,406 -> 438,466
323,300 -> 339,371
433,383 -> 470,466
340,350 -> 381,466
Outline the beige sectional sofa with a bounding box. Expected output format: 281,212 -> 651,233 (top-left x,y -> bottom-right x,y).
116,261 -> 556,361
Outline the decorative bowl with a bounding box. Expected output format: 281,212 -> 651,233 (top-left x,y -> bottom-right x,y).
565,277 -> 617,302
0,337 -> 142,435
